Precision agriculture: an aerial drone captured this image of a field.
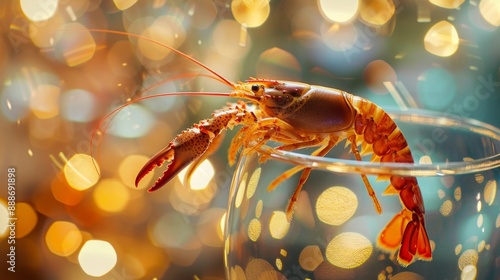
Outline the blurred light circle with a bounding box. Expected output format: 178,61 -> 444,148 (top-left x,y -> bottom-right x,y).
363,59 -> 397,94
1,79 -> 31,122
325,232 -> 372,268
0,202 -> 9,236
212,20 -> 251,59
138,16 -> 186,61
268,211 -> 290,239
107,104 -> 154,138
78,240 -> 117,277
255,48 -> 301,80
424,21 -> 459,57
316,186 -> 358,226
16,203 -> 38,238
417,68 -> 457,110
359,0 -> 395,26
63,153 -> 100,191
56,23 -> 96,67
318,0 -> 359,23
118,154 -> 154,189
45,221 -> 82,256
430,0 -> 465,9
30,84 -> 60,119
187,0 -> 218,29
61,89 -> 97,122
29,11 -> 65,48
479,0 -> 500,27
231,0 -> 270,28
93,178 -> 130,213
51,172 -> 85,205
321,23 -> 358,52
113,0 -> 138,11
20,0 -> 58,22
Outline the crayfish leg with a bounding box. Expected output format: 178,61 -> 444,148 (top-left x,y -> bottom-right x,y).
348,135 -> 383,214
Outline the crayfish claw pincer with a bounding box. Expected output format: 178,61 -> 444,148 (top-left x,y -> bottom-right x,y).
135,127 -> 212,192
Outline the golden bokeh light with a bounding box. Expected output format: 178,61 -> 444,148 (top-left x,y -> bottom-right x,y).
391,272 -> 424,280
478,240 -> 485,252
231,0 -> 270,28
20,0 -> 58,22
477,214 -> 483,228
299,245 -> 324,271
268,211 -> 290,239
363,59 -> 397,94
93,178 -> 130,213
455,244 -> 462,255
318,0 -> 359,23
429,0 -> 465,9
63,153 -> 99,191
51,172 -> 85,206
483,180 -> 496,205
29,11 -> 65,49
30,84 -> 60,119
138,16 -> 186,61
229,265 -> 246,279
322,23 -> 358,51
325,232 -> 372,268
113,0 -> 138,10
212,20 -> 252,59
359,0 -> 395,26
424,21 -> 459,57
275,258 -> 283,270
246,167 -> 261,199
190,160 -> 215,190
475,173 -> 484,184
248,218 -> 261,242
58,23 -> 97,67
438,189 -> 445,199
479,0 -> 500,27
454,187 -> 462,201
461,264 -> 477,280
458,249 -> 478,270
245,258 -> 277,280
235,173 -> 248,208
118,154 -> 154,189
316,186 -> 357,226
255,48 -> 302,80
419,155 -> 433,164
439,199 -> 453,216
45,221 -> 82,257
78,240 -> 117,277
0,201 -> 8,236
16,203 -> 38,238
255,199 -> 263,218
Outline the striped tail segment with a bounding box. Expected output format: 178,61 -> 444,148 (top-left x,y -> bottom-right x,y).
350,95 -> 432,266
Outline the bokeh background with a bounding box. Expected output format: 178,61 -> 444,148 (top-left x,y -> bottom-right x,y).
0,0 -> 499,279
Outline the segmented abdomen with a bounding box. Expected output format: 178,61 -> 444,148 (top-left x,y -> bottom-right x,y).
348,94 -> 432,265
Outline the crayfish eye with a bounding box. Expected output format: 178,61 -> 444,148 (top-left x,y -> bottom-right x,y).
250,84 -> 264,97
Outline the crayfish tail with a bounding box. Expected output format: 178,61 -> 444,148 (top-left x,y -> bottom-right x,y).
377,210 -> 432,266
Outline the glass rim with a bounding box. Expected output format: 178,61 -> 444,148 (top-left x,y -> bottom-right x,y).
260,108 -> 500,177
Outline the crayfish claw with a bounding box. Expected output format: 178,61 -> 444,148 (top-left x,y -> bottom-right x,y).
135,127 -> 213,192
135,143 -> 176,191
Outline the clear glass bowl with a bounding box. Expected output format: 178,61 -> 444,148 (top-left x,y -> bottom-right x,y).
224,109 -> 500,280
